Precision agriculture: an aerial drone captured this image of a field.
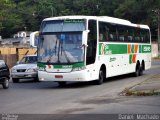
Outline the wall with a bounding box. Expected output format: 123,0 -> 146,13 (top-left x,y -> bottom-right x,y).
151,42 -> 159,58
0,47 -> 37,68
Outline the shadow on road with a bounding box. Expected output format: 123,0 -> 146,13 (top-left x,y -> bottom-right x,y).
9,72 -> 148,90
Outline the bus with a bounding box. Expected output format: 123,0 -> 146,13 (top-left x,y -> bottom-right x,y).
37,16 -> 151,86
30,31 -> 39,47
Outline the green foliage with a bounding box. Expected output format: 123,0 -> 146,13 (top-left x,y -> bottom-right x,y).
0,0 -> 23,37
0,0 -> 160,39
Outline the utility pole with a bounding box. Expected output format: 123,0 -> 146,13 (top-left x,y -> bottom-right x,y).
152,9 -> 160,55
158,12 -> 160,55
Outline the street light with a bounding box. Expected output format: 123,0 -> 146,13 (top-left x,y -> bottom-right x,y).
152,9 -> 160,55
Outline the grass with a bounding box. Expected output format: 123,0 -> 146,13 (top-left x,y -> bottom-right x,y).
152,56 -> 160,60
122,88 -> 160,96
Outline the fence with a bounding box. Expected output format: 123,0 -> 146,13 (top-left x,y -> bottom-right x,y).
0,47 -> 37,68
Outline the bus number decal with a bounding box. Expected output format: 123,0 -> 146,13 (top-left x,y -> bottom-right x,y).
143,46 -> 151,53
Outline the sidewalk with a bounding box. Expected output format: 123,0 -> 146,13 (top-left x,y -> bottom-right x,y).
122,59 -> 160,96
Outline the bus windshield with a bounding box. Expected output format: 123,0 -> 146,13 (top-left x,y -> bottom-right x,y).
38,19 -> 85,64
38,32 -> 84,64
41,19 -> 85,32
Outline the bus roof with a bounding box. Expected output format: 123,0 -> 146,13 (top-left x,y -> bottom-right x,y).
43,16 -> 149,29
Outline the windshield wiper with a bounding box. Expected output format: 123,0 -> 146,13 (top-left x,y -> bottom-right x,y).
55,38 -> 57,55
59,40 -> 71,63
47,38 -> 58,63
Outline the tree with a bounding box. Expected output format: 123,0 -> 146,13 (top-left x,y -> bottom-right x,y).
0,0 -> 160,40
0,0 -> 23,38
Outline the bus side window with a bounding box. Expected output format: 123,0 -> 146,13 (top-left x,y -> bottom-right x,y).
117,25 -> 125,41
127,27 -> 134,42
140,31 -> 144,42
104,26 -> 109,41
134,28 -> 141,42
143,29 -> 150,43
109,24 -> 117,41
99,22 -> 109,42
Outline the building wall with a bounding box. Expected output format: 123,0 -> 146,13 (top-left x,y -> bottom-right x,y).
151,42 -> 159,58
0,47 -> 37,68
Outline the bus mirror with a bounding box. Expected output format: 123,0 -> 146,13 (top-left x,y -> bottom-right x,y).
82,30 -> 90,46
35,31 -> 40,36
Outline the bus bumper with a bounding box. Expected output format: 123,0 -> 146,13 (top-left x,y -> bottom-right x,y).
38,70 -> 93,82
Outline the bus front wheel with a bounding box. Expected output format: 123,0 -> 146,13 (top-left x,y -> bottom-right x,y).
95,69 -> 105,85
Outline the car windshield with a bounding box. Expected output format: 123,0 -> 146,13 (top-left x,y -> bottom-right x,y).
20,56 -> 37,64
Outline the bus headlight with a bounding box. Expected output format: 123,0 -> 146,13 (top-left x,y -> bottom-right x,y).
38,67 -> 45,71
72,66 -> 86,72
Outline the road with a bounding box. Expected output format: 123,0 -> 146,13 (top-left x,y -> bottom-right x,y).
0,61 -> 160,116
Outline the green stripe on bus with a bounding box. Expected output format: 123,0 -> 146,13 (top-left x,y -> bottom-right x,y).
53,62 -> 84,69
129,54 -> 132,64
37,63 -> 46,68
99,43 -> 151,55
37,62 -> 85,69
131,45 -> 134,53
139,45 -> 142,53
99,43 -> 127,55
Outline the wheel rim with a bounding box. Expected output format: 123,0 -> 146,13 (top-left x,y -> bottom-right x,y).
5,79 -> 9,87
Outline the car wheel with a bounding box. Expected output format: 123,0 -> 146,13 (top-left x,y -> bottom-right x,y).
2,78 -> 9,89
12,78 -> 19,83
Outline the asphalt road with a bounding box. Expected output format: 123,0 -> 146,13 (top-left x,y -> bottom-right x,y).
0,61 -> 160,115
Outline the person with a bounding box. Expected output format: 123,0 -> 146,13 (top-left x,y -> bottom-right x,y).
99,26 -> 109,41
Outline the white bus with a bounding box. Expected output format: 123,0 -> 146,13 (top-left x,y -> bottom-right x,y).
30,31 -> 39,47
37,16 -> 151,86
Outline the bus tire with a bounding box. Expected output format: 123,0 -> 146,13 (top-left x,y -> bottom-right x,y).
58,81 -> 66,87
134,64 -> 140,77
139,61 -> 145,76
138,65 -> 143,76
95,69 -> 105,85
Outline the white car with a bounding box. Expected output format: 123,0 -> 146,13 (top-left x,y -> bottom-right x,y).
11,55 -> 38,83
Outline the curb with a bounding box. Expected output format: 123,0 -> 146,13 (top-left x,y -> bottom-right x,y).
120,74 -> 160,96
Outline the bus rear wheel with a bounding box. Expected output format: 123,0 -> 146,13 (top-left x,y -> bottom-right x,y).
135,66 -> 140,77
134,62 -> 143,77
134,62 -> 144,77
140,61 -> 145,76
